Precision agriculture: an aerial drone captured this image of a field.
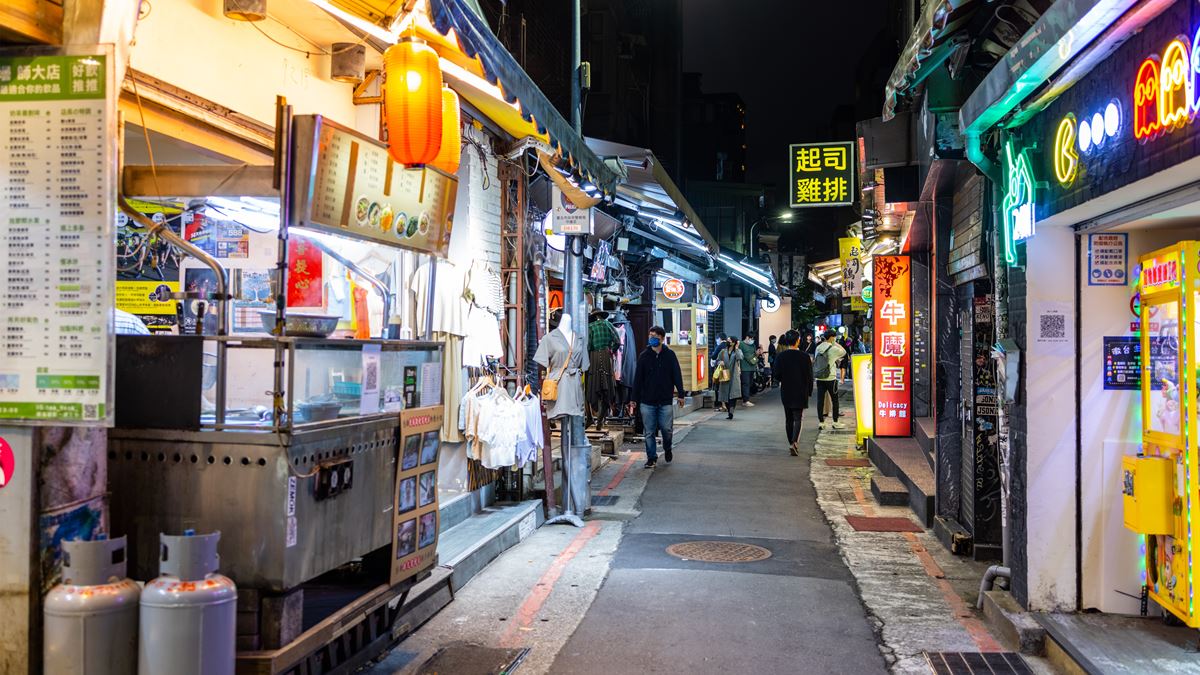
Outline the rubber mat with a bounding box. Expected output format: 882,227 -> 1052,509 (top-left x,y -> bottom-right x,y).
924,651 -> 1032,674
824,458 -> 870,467
845,515 -> 922,532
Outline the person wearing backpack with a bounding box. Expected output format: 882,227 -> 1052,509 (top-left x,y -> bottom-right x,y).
813,329 -> 847,429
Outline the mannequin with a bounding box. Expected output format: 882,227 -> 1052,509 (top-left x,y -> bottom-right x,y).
557,313 -> 573,344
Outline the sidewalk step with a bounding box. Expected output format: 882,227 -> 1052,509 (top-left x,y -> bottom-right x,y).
437,500 -> 544,592
981,590 -> 1046,656
870,473 -> 908,507
866,436 -> 935,527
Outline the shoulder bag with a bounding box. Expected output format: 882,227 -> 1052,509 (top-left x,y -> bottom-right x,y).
541,338 -> 574,402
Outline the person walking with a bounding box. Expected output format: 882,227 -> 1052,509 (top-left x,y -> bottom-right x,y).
714,336 -> 743,420
738,333 -> 759,406
767,335 -> 779,388
711,333 -> 728,411
813,329 -> 847,429
630,326 -> 686,468
774,330 -> 813,456
802,333 -> 816,356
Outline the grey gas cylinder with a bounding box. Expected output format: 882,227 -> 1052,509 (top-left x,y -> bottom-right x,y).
139,531 -> 237,675
44,536 -> 140,675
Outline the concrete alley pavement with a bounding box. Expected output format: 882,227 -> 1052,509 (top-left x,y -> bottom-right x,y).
366,392 -> 888,674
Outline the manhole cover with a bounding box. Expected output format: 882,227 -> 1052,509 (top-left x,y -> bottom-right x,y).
665,541 -> 772,563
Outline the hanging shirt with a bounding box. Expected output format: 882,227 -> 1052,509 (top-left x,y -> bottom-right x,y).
462,304 -> 503,368
410,259 -> 469,338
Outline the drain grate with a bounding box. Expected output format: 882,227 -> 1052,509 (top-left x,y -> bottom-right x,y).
924,651 -> 1032,674
590,495 -> 619,506
665,540 -> 772,563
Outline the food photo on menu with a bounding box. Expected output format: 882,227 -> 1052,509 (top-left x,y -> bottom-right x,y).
419,471 -> 436,507
398,476 -> 416,513
396,519 -> 416,558
420,430 -> 439,465
419,512 -> 436,549
401,435 -> 420,471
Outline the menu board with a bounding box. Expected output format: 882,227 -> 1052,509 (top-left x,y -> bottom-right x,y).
0,50 -> 114,425
1103,336 -> 1140,391
291,115 -> 458,256
391,406 -> 442,585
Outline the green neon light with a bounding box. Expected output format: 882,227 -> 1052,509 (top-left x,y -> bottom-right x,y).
1001,141 -> 1039,267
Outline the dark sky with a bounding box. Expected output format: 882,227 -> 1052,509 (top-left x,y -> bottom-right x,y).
683,1 -> 891,192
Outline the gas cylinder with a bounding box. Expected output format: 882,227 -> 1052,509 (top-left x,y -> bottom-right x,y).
139,530 -> 237,675
44,536 -> 140,674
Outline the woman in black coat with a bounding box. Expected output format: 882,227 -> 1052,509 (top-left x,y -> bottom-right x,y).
773,330 -> 814,456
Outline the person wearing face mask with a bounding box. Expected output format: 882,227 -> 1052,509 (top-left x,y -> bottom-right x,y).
739,333 -> 759,406
629,326 -> 686,468
714,336 -> 743,420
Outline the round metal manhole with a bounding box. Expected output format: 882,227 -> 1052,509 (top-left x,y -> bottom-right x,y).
665,541 -> 772,563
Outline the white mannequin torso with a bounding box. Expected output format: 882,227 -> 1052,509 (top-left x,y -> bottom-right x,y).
557,314 -> 574,344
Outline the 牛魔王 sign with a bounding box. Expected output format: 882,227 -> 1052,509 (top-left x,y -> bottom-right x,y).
789,141 -> 855,208
873,255 -> 911,437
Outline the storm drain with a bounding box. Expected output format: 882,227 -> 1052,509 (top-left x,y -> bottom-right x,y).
416,643 -> 530,675
590,495 -> 619,506
665,541 -> 772,563
923,651 -> 1032,674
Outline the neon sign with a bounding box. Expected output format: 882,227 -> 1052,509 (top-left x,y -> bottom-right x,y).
1053,102 -> 1120,186
1054,114 -> 1079,185
1001,141 -> 1039,266
1131,27 -> 1200,142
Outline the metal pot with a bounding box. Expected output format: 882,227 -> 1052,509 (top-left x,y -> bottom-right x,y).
257,311 -> 339,338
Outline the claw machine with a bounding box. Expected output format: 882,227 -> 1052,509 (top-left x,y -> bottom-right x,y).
1124,241 -> 1200,627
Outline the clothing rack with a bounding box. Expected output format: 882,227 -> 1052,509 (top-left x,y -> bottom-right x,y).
464,363 -> 527,500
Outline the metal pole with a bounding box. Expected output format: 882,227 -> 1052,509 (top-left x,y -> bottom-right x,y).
547,0 -> 588,526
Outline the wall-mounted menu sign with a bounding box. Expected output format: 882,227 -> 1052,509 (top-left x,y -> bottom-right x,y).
1103,336 -> 1140,391
291,115 -> 458,257
0,49 -> 114,425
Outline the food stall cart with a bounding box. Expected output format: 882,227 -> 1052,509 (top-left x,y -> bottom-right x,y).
654,275 -> 711,391
108,102 -> 456,667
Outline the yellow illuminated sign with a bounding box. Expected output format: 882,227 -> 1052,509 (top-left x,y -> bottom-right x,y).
789,141 -> 855,208
1054,114 -> 1079,185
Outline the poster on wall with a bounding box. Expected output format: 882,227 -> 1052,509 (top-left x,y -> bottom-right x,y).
1103,336 -> 1140,391
392,406 -> 443,585
0,49 -> 115,425
1088,233 -> 1127,286
115,203 -> 182,331
873,255 -> 911,436
286,235 -> 323,308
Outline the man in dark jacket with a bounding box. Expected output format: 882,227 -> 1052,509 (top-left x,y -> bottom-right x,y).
774,330 -> 814,456
630,326 -> 685,467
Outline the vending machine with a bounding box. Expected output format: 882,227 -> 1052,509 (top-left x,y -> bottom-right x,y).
1124,241 -> 1200,626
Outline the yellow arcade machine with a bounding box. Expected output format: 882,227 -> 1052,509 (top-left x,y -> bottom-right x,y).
1124,241 -> 1200,626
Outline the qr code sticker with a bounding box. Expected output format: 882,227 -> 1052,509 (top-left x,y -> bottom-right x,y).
83,404 -> 98,420
1040,313 -> 1066,340
364,362 -> 378,391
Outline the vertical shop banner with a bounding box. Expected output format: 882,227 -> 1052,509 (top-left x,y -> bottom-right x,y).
286,235 -> 323,307
839,237 -> 864,298
392,407 -> 443,585
0,50 -> 115,425
1088,233 -> 1128,286
789,141 -> 855,208
873,255 -> 911,436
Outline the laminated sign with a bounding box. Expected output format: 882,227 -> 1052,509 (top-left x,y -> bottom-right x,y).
789,141 -> 855,208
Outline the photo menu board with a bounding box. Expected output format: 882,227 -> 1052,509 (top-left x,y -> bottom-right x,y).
391,405 -> 443,585
0,49 -> 114,425
291,115 -> 458,257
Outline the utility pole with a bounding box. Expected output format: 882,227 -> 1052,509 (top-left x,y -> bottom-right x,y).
549,0 -> 589,526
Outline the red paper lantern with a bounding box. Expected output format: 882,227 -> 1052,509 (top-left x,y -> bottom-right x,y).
383,38 -> 443,167
432,86 -> 462,175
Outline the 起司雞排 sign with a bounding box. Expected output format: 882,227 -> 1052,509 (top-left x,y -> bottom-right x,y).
789,141 -> 855,208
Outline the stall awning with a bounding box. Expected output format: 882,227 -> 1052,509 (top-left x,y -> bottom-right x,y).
883,0 -> 979,121
585,137 -> 717,254
717,248 -> 780,301
429,0 -> 621,196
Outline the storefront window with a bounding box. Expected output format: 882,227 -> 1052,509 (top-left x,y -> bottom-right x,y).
1146,299 -> 1181,437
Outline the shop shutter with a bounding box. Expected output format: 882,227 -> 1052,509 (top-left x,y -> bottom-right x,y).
949,174 -> 988,285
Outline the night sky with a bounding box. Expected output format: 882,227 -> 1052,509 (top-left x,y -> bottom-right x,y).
683,1 -> 891,192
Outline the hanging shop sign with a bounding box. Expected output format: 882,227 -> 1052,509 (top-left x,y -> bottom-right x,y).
873,255 -> 912,437
1001,141 -> 1040,267
551,184 -> 593,235
392,406 -> 444,585
0,49 -> 115,425
838,237 -> 865,299
291,115 -> 458,256
1088,233 -> 1128,286
789,141 -> 855,208
661,277 -> 686,301
861,284 -> 873,304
